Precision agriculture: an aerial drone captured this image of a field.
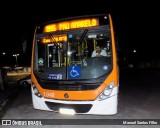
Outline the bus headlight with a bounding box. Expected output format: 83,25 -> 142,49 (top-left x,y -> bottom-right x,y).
103,90 -> 111,96
97,82 -> 114,101
32,83 -> 42,98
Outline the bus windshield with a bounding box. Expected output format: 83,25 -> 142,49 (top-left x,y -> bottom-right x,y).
34,25 -> 112,80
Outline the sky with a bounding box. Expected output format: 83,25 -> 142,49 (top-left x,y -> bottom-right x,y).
0,1 -> 159,66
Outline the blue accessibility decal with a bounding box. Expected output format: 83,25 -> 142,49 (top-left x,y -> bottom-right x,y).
69,66 -> 81,78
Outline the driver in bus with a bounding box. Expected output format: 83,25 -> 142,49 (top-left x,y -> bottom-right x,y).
91,45 -> 107,57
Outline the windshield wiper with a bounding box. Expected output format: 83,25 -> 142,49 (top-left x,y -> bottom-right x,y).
79,29 -> 88,44
49,34 -> 58,45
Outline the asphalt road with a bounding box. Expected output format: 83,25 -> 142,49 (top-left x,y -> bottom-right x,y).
1,68 -> 160,128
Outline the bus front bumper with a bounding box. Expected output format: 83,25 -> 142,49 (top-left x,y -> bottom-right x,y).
31,87 -> 118,115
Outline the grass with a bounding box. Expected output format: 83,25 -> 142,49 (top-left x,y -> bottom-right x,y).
7,72 -> 30,83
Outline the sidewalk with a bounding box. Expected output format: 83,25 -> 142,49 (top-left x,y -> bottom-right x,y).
0,83 -> 19,118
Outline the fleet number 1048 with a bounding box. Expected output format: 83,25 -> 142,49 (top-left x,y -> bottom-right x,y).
43,92 -> 55,98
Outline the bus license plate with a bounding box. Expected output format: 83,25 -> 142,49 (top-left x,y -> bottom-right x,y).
59,108 -> 75,115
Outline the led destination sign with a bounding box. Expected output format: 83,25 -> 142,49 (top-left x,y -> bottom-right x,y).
43,18 -> 99,32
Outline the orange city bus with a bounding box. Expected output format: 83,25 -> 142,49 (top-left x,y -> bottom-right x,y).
31,14 -> 119,115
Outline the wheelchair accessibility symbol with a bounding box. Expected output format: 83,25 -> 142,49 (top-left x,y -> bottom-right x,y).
69,66 -> 81,78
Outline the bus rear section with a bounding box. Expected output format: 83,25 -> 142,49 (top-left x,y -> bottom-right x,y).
31,14 -> 119,115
